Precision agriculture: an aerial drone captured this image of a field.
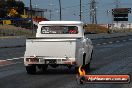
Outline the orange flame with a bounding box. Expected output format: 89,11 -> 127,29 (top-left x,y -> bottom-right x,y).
78,66 -> 86,76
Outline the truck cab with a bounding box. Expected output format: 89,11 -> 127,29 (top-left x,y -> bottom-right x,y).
24,21 -> 93,74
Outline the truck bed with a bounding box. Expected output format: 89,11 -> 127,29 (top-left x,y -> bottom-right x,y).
25,38 -> 77,59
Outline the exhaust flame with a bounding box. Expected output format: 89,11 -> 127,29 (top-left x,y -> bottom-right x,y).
78,66 -> 86,76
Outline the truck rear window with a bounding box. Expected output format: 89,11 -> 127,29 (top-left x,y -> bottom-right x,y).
41,26 -> 78,34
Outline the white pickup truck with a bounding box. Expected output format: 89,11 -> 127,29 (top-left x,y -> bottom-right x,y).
24,21 -> 93,74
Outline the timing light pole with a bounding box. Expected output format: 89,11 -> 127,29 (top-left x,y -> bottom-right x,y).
80,0 -> 82,21
30,0 -> 34,33
90,0 -> 97,24
59,0 -> 62,20
115,0 -> 120,8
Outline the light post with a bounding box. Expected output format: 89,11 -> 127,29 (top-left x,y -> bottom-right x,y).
59,0 -> 62,20
49,3 -> 54,20
35,4 -> 38,17
30,0 -> 34,34
80,0 -> 82,21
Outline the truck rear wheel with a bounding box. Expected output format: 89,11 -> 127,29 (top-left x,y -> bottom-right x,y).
42,65 -> 48,72
83,52 -> 93,73
75,66 -> 79,74
83,62 -> 90,72
26,65 -> 36,74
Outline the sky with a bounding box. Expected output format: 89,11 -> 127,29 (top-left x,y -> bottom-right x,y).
22,0 -> 132,24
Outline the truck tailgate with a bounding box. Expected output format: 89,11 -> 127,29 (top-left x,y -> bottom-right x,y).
25,39 -> 76,58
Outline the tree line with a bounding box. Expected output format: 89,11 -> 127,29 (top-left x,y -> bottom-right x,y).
0,0 -> 25,18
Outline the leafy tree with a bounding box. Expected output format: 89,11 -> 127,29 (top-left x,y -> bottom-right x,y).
0,0 -> 7,18
15,1 -> 25,14
0,0 -> 25,18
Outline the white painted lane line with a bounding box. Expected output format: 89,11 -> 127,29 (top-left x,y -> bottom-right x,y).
102,43 -> 107,45
0,60 -> 6,62
123,40 -> 127,42
129,38 -> 132,40
116,41 -> 120,43
0,57 -> 23,66
6,58 -> 20,61
20,57 -> 24,58
6,57 -> 23,61
97,44 -> 101,46
95,38 -> 132,46
108,42 -> 113,44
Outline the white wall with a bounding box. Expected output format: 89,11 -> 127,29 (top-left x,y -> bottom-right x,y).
111,22 -> 132,29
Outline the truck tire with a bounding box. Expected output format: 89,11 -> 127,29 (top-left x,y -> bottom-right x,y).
83,52 -> 93,72
42,65 -> 48,72
83,53 -> 86,65
26,65 -> 36,74
83,62 -> 90,72
75,66 -> 79,74
84,50 -> 93,72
